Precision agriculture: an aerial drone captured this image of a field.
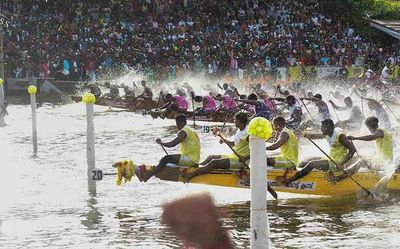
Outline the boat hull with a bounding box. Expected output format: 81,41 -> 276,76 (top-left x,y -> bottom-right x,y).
142,166 -> 384,196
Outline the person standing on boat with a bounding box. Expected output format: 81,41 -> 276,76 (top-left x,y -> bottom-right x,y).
280,119 -> 363,185
137,80 -> 153,101
348,116 -> 393,164
184,112 -> 250,182
329,96 -> 364,130
235,93 -> 271,120
194,95 -> 217,115
141,114 -> 200,182
266,116 -> 299,169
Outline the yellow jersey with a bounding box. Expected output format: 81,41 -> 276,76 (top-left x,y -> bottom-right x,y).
280,127 -> 299,165
375,129 -> 393,161
180,126 -> 200,163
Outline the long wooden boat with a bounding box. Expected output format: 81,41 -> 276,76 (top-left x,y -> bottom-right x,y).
113,160 -> 400,196
71,95 -> 161,111
145,110 -> 235,123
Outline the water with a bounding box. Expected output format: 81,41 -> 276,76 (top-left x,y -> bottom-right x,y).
0,102 -> 399,249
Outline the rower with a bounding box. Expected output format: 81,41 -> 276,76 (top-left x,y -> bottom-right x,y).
284,95 -> 303,131
194,95 -> 217,115
156,94 -> 188,119
182,82 -> 194,97
348,116 -> 393,164
87,83 -> 102,100
109,85 -> 120,100
276,85 -> 290,97
236,93 -> 270,120
266,116 -> 299,169
141,114 -> 200,182
137,80 -> 153,101
364,98 -> 391,129
123,85 -> 136,105
184,112 -> 250,182
222,83 -> 237,98
251,87 -> 278,117
329,97 -> 364,130
300,94 -> 330,122
213,94 -> 237,114
280,119 -> 364,185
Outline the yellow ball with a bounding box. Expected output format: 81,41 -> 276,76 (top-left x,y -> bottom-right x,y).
82,92 -> 96,104
0,78 -> 3,85
28,85 -> 37,95
248,117 -> 273,140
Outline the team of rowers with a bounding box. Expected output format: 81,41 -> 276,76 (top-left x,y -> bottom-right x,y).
137,111 -> 394,185
94,77 -> 399,185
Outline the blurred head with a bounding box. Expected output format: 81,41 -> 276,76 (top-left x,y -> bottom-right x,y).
283,90 -> 290,96
234,112 -> 248,129
314,94 -> 322,100
215,94 -> 223,101
365,116 -> 379,132
272,116 -> 285,131
247,93 -> 257,101
321,119 -> 335,136
307,91 -> 313,98
223,83 -> 228,90
286,95 -> 296,106
333,91 -> 340,98
165,93 -> 173,100
175,114 -> 187,130
367,99 -> 380,110
141,80 -> 146,87
344,97 -> 353,108
194,96 -> 203,103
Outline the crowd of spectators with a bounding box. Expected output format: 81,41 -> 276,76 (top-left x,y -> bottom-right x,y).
1,0 -> 400,82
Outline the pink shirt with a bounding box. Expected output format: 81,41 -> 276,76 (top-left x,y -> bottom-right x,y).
263,96 -> 277,113
175,96 -> 188,111
204,96 -> 217,111
222,96 -> 237,109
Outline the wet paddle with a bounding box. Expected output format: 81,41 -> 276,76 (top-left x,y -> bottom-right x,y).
307,137 -> 373,197
161,144 -> 168,155
190,91 -> 196,128
217,133 -> 278,199
300,98 -> 315,122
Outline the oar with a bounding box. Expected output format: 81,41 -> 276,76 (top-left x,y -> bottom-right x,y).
161,144 -> 168,155
307,137 -> 373,196
155,92 -> 162,111
217,133 -> 278,199
328,94 -> 340,121
300,99 -> 315,122
383,101 -> 400,122
190,92 -> 196,128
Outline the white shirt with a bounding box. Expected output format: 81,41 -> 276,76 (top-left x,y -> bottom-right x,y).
234,126 -> 248,145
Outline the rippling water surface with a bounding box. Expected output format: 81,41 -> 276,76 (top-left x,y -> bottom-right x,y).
0,102 -> 399,249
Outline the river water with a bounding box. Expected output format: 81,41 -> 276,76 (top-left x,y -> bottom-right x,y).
0,102 -> 399,249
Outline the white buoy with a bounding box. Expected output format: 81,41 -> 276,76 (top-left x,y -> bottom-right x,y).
28,85 -> 38,155
0,78 -> 5,126
248,117 -> 273,249
249,135 -> 270,249
83,93 -> 97,195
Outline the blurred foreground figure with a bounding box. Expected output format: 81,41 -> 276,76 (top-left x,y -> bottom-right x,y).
162,193 -> 234,249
